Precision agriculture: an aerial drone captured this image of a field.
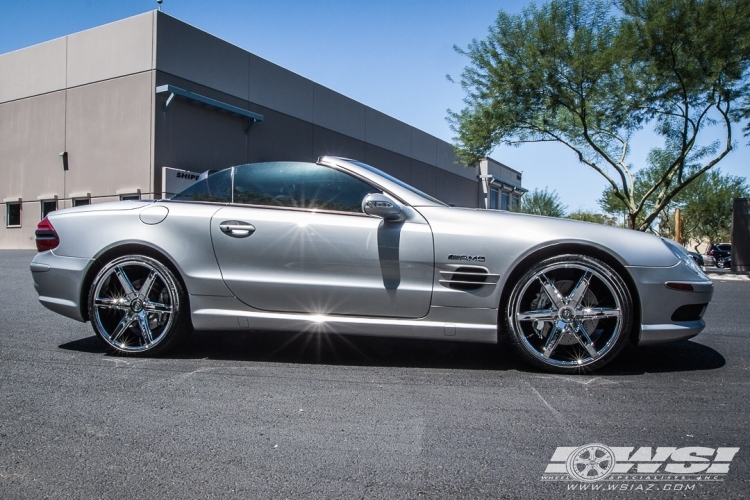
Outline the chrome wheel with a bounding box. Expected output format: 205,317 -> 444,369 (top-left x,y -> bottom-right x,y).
506,255 -> 632,372
89,255 -> 184,354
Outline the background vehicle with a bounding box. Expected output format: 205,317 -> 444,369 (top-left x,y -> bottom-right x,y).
30,157 -> 714,374
707,243 -> 732,262
717,255 -> 732,269
702,254 -> 717,267
688,251 -> 704,268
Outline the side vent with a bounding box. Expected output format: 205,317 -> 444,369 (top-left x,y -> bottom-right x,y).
439,267 -> 499,291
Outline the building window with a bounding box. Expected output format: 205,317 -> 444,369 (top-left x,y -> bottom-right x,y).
489,187 -> 499,209
501,191 -> 510,211
41,200 -> 57,218
6,203 -> 21,227
511,193 -> 520,211
120,194 -> 141,201
73,198 -> 90,207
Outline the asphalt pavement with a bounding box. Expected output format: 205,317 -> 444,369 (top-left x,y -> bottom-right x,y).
1,250 -> 748,499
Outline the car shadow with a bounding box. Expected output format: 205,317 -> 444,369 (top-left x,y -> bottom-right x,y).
596,341 -> 725,375
59,330 -> 725,374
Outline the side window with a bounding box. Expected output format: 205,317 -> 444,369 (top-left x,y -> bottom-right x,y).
6,203 -> 21,227
233,162 -> 379,213
171,169 -> 232,203
41,200 -> 57,218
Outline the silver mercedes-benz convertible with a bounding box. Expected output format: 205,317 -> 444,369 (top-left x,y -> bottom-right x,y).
30,156 -> 713,373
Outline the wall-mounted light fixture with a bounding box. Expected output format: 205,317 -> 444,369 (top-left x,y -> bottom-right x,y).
59,151 -> 68,171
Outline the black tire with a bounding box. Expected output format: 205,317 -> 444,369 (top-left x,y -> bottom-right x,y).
504,254 -> 633,373
87,255 -> 190,356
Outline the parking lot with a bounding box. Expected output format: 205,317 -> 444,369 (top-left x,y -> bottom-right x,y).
1,249 -> 748,499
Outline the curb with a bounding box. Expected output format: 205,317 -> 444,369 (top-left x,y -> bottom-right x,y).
705,273 -> 750,281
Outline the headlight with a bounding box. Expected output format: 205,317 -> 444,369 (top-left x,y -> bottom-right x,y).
662,239 -> 707,279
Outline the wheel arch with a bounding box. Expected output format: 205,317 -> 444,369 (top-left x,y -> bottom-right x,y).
79,242 -> 189,322
498,242 -> 642,343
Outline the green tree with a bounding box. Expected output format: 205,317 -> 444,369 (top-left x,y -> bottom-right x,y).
567,209 -> 620,226
600,168 -> 749,246
516,188 -> 567,217
448,0 -> 750,230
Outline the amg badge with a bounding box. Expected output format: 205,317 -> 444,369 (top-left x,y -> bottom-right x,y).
448,254 -> 486,262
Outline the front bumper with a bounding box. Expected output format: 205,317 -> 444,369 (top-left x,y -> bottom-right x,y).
627,265 -> 713,346
30,251 -> 92,322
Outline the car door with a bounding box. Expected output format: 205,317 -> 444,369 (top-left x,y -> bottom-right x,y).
210,162 -> 434,318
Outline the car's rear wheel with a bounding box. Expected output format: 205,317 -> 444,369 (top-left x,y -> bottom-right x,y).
88,255 -> 189,355
505,254 -> 633,373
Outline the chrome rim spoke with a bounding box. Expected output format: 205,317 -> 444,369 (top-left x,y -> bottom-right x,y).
94,297 -> 129,311
517,309 -> 557,322
138,270 -> 157,301
136,313 -> 153,344
538,274 -> 565,309
580,307 -> 620,319
568,270 -> 593,307
572,319 -> 598,358
542,321 -> 565,359
110,312 -> 136,344
114,266 -> 137,299
144,301 -> 172,313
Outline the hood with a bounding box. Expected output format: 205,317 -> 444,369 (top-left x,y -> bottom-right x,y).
417,206 -> 679,268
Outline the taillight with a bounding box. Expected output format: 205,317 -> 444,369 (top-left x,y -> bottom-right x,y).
35,217 -> 59,252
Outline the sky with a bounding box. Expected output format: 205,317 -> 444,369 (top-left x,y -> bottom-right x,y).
1,0 -> 747,213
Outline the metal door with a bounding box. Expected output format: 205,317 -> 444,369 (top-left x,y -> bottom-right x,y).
210,205 -> 434,318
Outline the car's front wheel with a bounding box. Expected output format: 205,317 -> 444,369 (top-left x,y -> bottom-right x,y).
88,255 -> 189,355
505,254 -> 633,373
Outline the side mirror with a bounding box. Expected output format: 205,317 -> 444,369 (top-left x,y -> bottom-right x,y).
362,193 -> 404,222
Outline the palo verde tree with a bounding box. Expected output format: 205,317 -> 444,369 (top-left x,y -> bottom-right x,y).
448,0 -> 750,230
515,188 -> 567,217
600,167 -> 750,245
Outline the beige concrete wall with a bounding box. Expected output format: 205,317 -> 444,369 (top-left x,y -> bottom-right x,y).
0,91 -> 66,204
0,38 -> 67,104
65,72 -> 154,199
1,201 -> 38,249
0,12 -> 155,105
484,157 -> 522,184
67,12 -> 154,88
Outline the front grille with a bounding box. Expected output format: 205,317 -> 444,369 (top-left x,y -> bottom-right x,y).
671,303 -> 708,322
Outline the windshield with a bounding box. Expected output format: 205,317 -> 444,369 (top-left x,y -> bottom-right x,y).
349,160 -> 448,206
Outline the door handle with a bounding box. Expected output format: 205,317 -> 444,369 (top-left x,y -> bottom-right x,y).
219,221 -> 255,237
